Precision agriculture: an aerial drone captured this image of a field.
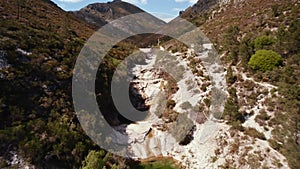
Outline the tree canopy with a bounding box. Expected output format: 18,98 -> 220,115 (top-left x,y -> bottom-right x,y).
248,50 -> 283,71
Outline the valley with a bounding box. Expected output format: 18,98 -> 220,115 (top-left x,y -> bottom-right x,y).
0,0 -> 299,169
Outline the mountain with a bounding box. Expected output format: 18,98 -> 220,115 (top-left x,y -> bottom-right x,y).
73,0 -> 147,28
1,0 -> 299,168
73,0 -> 167,47
180,0 -> 218,19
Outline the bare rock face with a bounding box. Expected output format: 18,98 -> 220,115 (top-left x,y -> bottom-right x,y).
113,47 -> 215,163
129,83 -> 150,112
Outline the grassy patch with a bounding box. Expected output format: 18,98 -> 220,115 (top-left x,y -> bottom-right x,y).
132,158 -> 181,169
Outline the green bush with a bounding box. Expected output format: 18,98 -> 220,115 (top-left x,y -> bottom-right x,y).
248,50 -> 283,71
271,4 -> 280,17
254,36 -> 275,50
226,66 -> 237,85
82,150 -> 106,169
133,159 -> 180,169
245,128 -> 266,140
268,139 -> 281,151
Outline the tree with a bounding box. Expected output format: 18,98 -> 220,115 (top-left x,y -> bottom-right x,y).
223,26 -> 240,50
238,33 -> 254,66
226,66 -> 237,85
248,50 -> 283,72
223,88 -> 240,122
223,26 -> 240,64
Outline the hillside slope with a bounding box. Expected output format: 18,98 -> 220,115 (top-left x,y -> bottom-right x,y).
0,0 -> 96,38
0,0 -> 176,168
180,0 -> 300,168
0,0 -> 138,168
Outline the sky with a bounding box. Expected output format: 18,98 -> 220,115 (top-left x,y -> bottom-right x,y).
51,0 -> 198,22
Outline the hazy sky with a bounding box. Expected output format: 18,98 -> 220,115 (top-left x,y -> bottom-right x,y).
51,0 -> 197,22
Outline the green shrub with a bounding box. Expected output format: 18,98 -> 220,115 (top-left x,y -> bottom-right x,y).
268,139 -> 281,150
230,121 -> 245,131
82,150 -> 106,169
226,66 -> 237,85
245,128 -> 266,140
248,50 -> 283,71
271,4 -> 280,17
135,159 -> 180,169
254,36 -> 275,50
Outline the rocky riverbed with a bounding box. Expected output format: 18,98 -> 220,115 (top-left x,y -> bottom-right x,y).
111,46 -> 290,168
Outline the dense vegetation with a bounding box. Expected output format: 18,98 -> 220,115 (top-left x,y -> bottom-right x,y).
0,1 -> 104,168
0,1 -> 181,169
248,50 -> 283,72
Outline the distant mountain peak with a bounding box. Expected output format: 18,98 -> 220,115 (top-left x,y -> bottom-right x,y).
73,0 -> 145,28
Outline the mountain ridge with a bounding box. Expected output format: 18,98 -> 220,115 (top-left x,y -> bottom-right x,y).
73,0 -> 148,28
